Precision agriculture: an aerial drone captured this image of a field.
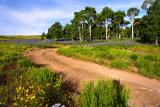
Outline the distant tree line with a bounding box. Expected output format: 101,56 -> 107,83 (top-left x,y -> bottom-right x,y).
42,0 -> 160,45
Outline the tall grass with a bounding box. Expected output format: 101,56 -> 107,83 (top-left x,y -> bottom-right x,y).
137,55 -> 160,78
17,59 -> 33,68
25,67 -> 56,83
0,43 -> 77,106
81,80 -> 129,107
58,44 -> 160,79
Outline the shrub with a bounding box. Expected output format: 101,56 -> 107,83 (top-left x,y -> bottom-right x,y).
81,80 -> 129,107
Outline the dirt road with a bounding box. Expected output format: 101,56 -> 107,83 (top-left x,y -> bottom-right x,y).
26,49 -> 160,107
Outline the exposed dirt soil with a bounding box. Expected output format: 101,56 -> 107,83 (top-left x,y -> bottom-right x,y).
26,48 -> 160,107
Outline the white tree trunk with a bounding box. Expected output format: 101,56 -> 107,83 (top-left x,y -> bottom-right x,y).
81,23 -> 84,42
131,14 -> 134,40
119,34 -> 121,39
132,23 -> 134,40
78,26 -> 82,42
89,25 -> 92,41
108,26 -> 110,39
105,23 -> 108,40
119,23 -> 121,39
155,36 -> 159,46
122,28 -> 123,38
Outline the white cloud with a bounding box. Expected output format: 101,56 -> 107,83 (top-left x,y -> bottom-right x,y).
6,8 -> 73,24
0,0 -> 144,35
0,5 -> 75,34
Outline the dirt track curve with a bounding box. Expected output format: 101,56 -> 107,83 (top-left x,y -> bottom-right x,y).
26,48 -> 160,107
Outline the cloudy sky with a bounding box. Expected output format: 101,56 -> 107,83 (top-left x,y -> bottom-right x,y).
0,0 -> 145,35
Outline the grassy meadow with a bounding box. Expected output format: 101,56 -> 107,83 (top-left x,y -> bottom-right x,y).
58,43 -> 160,79
0,42 -> 129,107
0,43 -> 72,106
0,35 -> 41,40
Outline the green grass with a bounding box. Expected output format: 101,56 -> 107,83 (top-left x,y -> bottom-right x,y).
58,44 -> 160,79
81,79 -> 129,107
25,67 -> 56,83
0,43 -> 75,106
0,42 -> 129,107
0,35 -> 41,40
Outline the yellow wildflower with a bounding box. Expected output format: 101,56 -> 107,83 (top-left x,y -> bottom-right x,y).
30,95 -> 36,100
26,100 -> 28,102
20,97 -> 23,101
13,103 -> 18,106
26,89 -> 29,93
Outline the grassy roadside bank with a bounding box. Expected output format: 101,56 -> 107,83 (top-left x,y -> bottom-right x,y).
0,43 -> 76,106
58,44 -> 160,79
0,42 -> 129,107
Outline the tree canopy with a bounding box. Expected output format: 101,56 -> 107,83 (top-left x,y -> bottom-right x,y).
44,0 -> 159,45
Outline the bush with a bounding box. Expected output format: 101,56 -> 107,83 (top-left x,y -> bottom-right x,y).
81,80 -> 129,107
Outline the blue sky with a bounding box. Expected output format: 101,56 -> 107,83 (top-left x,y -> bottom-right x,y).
0,0 -> 145,35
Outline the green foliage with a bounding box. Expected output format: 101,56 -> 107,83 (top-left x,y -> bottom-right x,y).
101,7 -> 113,21
127,8 -> 140,17
42,1 -> 160,45
112,11 -> 126,38
92,26 -> 105,40
41,32 -> 46,40
141,0 -> 155,11
47,22 -> 63,40
63,24 -> 72,40
147,0 -> 160,15
81,80 -> 129,107
46,6 -> 130,41
139,0 -> 160,44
